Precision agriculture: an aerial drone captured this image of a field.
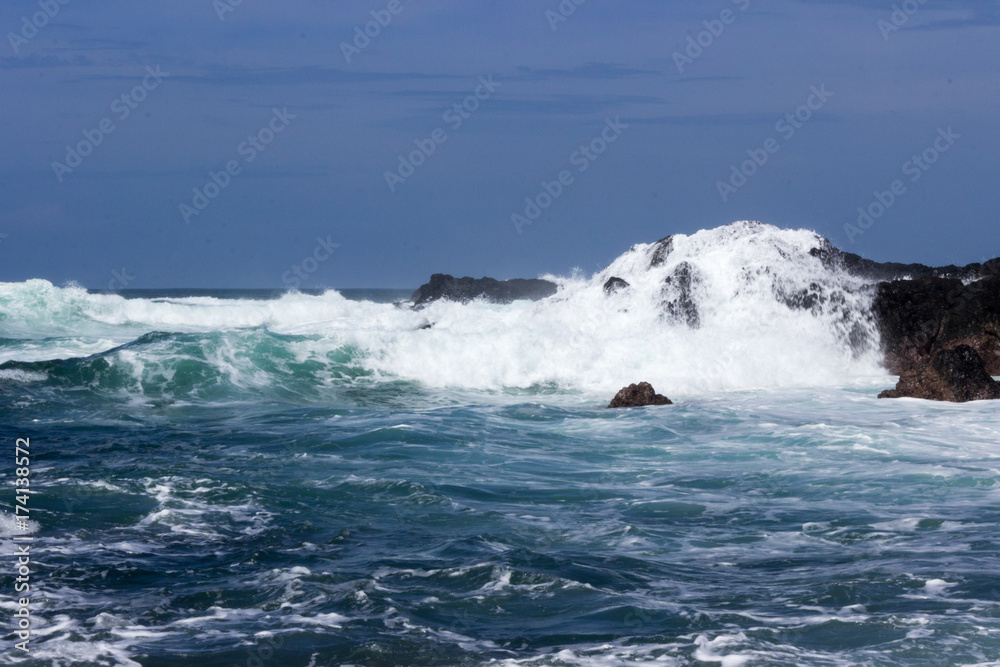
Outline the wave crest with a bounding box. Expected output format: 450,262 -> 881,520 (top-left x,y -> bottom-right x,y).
1,223 -> 888,397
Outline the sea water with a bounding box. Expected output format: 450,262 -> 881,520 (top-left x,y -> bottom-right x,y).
2,222 -> 999,666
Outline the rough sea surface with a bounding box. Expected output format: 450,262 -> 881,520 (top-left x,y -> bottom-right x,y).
2,224 -> 999,666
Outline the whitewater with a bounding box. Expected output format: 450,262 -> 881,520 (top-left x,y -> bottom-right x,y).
2,222 -> 999,666
1,223 -> 886,398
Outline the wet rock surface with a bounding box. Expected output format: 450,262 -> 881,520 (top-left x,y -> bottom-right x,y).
411,274 -> 558,308
661,262 -> 701,328
873,273 -> 1000,376
878,345 -> 1000,402
603,277 -> 630,295
608,382 -> 673,408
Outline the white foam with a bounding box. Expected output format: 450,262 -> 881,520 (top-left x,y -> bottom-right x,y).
0,368 -> 47,382
0,511 -> 39,537
355,222 -> 882,394
923,578 -> 957,595
693,634 -> 752,666
0,223 -> 888,395
286,612 -> 348,628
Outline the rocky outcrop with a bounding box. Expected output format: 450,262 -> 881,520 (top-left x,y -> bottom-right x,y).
608,382 -> 672,408
879,345 -> 1000,402
411,274 -> 558,308
603,277 -> 630,295
408,229 -> 1000,403
810,240 -> 1000,283
869,258 -> 1000,401
873,273 -> 1000,376
802,238 -> 1000,403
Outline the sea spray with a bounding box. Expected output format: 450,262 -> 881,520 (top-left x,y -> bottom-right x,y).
1,222 -> 888,397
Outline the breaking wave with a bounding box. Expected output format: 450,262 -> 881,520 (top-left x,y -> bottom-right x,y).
0,222 -> 889,400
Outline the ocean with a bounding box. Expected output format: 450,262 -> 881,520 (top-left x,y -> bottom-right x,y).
2,223 -> 1000,666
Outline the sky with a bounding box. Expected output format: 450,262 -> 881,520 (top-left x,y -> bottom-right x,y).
1,0 -> 998,288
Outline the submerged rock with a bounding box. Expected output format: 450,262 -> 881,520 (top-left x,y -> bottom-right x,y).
878,345 -> 1000,402
608,382 -> 673,408
603,277 -> 630,295
410,274 -> 558,308
661,262 -> 700,328
649,236 -> 674,268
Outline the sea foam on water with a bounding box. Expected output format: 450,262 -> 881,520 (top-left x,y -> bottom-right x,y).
0,222 -> 888,397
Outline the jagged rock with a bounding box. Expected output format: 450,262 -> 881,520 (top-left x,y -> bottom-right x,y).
603,277 -> 630,295
649,236 -> 674,268
879,345 -> 1000,402
410,274 -> 557,308
873,273 -> 1000,375
661,262 -> 700,327
773,281 -> 829,313
810,240 -> 1000,283
608,382 -> 673,408
809,239 -> 993,282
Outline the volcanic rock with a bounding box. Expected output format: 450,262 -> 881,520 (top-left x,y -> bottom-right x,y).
608,382 -> 673,408
810,240 -> 1000,283
873,272 -> 1000,376
649,236 -> 674,268
878,345 -> 1000,402
411,274 -> 558,308
603,277 -> 630,295
661,262 -> 700,328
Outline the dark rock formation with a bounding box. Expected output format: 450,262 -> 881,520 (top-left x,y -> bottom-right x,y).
873,273 -> 1000,375
661,262 -> 700,328
649,236 -> 674,268
807,241 -> 1000,402
879,345 -> 1000,402
603,277 -> 630,295
608,382 -> 673,408
810,239 -> 1000,283
411,274 -> 558,308
645,237 -> 700,327
871,257 -> 1000,401
773,280 -> 831,313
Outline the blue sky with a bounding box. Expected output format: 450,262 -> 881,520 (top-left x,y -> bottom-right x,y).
1,0 -> 997,288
